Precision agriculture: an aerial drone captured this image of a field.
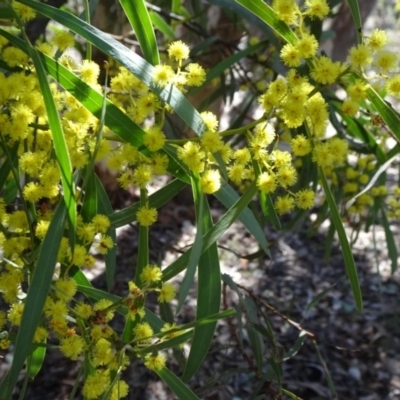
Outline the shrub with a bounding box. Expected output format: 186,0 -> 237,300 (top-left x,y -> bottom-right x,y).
0,0 -> 399,398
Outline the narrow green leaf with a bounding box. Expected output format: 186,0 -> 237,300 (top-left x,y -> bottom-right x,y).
27,344 -> 46,379
319,169 -> 363,311
135,191 -> 150,285
177,177 -> 204,312
149,11 -> 174,40
221,274 -> 245,346
182,198 -> 221,382
367,86 -> 400,144
139,330 -> 193,354
156,368 -> 201,400
171,0 -> 181,14
123,192 -> 150,343
152,309 -> 235,338
269,356 -> 283,387
313,340 -> 338,397
346,0 -> 362,43
0,142 -> 18,192
283,331 -> 308,361
380,207 -> 398,273
0,202 -> 66,400
81,171 -> 98,221
0,4 -> 16,19
120,0 -> 159,65
4,177 -> 18,205
243,297 -> 265,373
235,0 -> 298,44
26,39 -> 76,247
281,388 -> 302,400
72,268 -> 92,287
306,282 -> 337,312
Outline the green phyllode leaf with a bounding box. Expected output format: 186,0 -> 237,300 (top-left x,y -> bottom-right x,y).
235,0 -> 298,45
120,0 -> 160,65
156,368 -> 201,400
176,176 -> 204,313
25,37 -> 76,248
319,169 -> 363,311
182,198 -> 221,382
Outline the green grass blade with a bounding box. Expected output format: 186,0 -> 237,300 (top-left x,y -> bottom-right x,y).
16,0 -> 206,136
156,368 -> 201,400
346,0 -> 362,43
177,177 -> 204,312
26,40 -> 76,247
319,169 -> 363,311
149,11 -> 174,40
235,0 -> 298,45
120,0 -> 159,65
182,199 -> 221,381
380,207 -> 398,273
0,202 -> 67,399
367,86 -> 400,144
162,181 -> 260,281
